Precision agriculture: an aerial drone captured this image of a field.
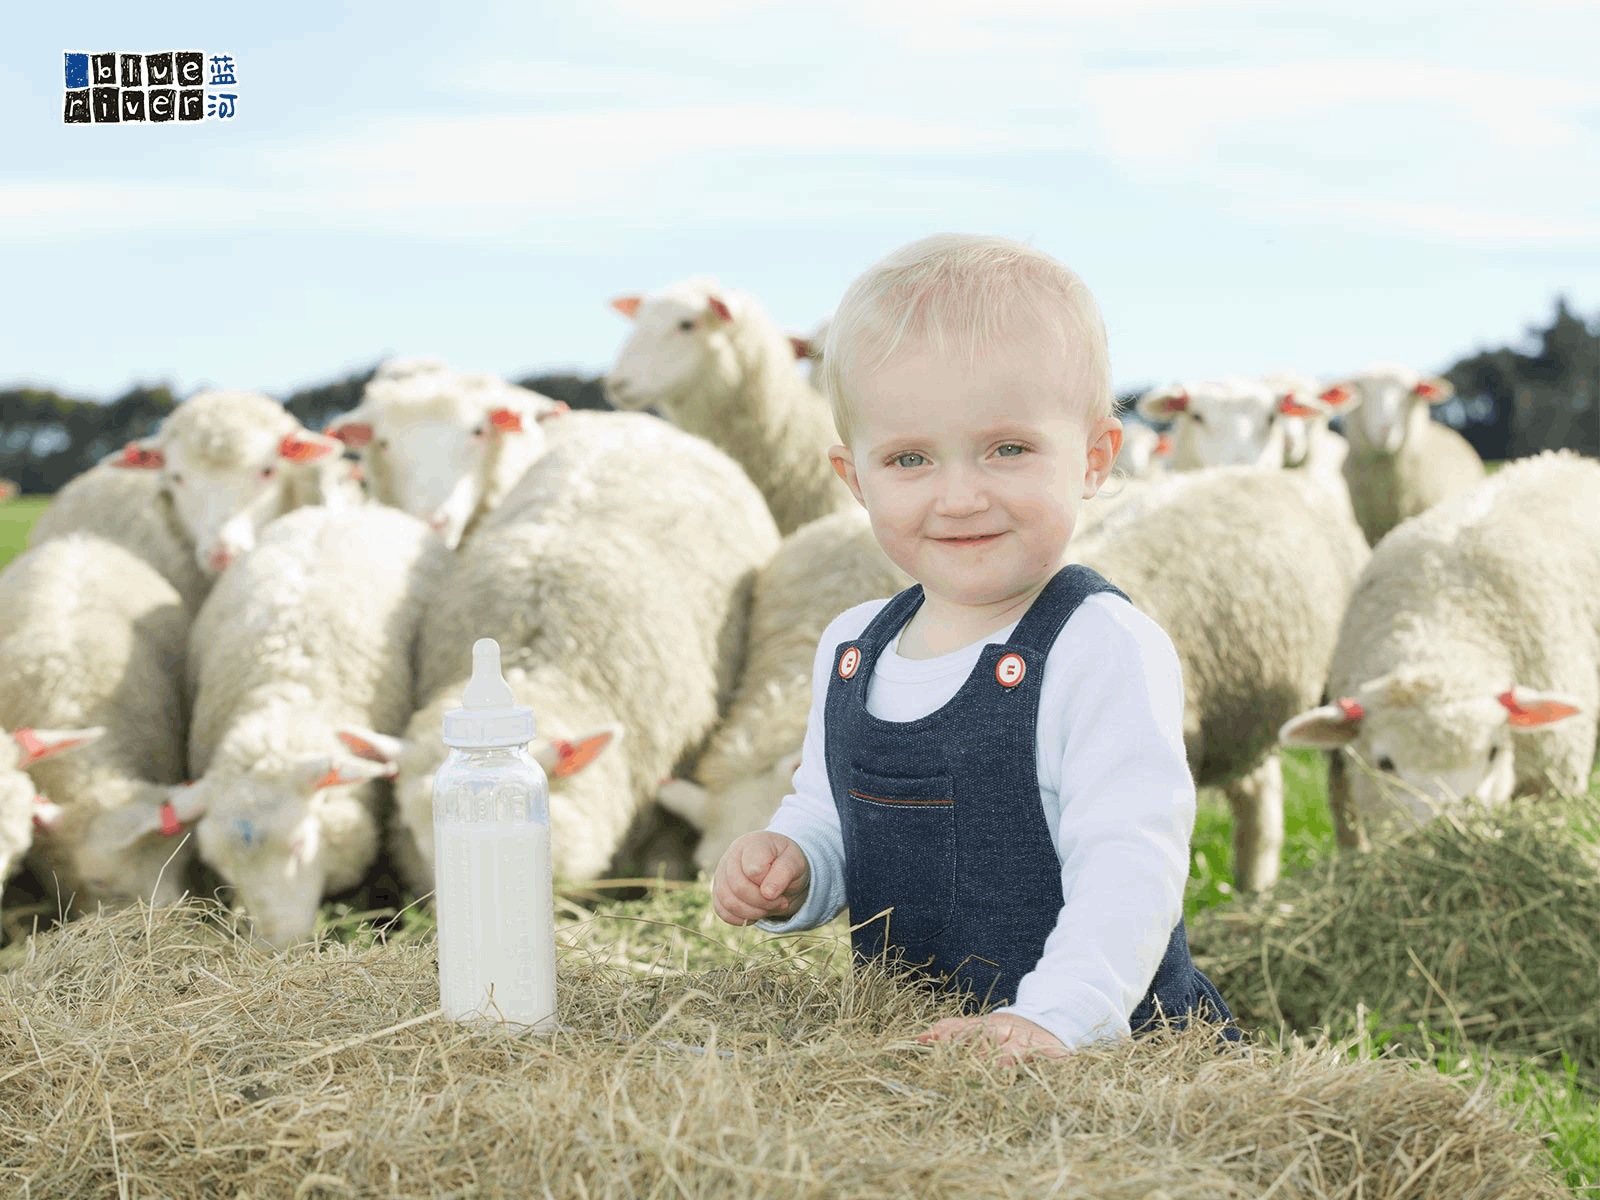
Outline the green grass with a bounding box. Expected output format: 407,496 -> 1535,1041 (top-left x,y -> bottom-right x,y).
0,496 -> 49,570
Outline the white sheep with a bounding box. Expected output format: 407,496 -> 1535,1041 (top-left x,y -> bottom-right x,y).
324,360 -> 567,550
1321,361 -> 1485,546
1135,377 -> 1307,471
1278,449 -> 1600,849
1067,464 -> 1371,892
1260,370 -> 1355,474
336,410 -> 781,892
0,725 -> 105,915
31,390 -> 348,613
0,534 -> 203,915
602,278 -> 855,535
656,507 -> 912,872
184,504 -> 451,947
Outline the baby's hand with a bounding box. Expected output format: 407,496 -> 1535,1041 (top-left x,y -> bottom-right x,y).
711,831 -> 810,926
917,1013 -> 1068,1066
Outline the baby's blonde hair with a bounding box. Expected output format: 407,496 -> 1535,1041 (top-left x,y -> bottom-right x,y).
818,233 -> 1112,449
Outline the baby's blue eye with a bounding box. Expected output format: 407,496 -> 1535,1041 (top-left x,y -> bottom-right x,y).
893,452 -> 927,469
996,444 -> 1026,457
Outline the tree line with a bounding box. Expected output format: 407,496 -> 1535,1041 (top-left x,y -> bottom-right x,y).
2,300 -> 1596,495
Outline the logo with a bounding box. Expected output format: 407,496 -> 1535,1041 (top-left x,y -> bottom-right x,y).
838,647 -> 861,679
995,653 -> 1025,688
63,51 -> 238,124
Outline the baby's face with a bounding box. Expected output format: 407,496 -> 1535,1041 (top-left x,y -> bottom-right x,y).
831,330 -> 1119,616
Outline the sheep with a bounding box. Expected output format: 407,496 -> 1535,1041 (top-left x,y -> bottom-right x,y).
324,359 -> 568,550
0,725 -> 105,917
1278,449 -> 1600,850
601,277 -> 855,535
1321,361 -> 1486,546
31,390 -> 348,613
656,507 -> 912,872
183,504 -> 451,947
1260,371 -> 1355,474
1135,377 -> 1307,471
100,388 -> 348,573
335,410 -> 782,893
1066,464 -> 1371,892
1113,421 -> 1171,479
0,534 -> 204,916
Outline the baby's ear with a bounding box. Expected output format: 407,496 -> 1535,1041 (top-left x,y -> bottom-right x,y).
1083,420 -> 1123,494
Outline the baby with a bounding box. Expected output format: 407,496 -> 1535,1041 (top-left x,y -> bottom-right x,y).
711,233 -> 1240,1062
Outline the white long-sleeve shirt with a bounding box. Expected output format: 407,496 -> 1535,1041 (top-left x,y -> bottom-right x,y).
758,590 -> 1196,1050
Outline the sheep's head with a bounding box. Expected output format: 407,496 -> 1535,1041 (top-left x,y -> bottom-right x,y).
66,785 -> 207,915
189,726 -> 395,948
326,365 -> 560,550
0,726 -> 103,900
602,277 -> 744,415
1280,671 -> 1582,845
111,389 -> 343,574
1134,378 -> 1291,470
1321,363 -> 1454,456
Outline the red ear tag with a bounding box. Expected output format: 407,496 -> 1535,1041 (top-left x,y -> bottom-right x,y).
1336,697 -> 1364,722
838,647 -> 861,679
331,422 -> 374,449
160,800 -> 182,837
995,653 -> 1025,688
489,408 -> 523,434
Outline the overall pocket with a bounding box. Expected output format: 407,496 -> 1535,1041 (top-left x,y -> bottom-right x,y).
843,765 -> 957,948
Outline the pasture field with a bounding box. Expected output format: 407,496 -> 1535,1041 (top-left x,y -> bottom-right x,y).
0,484 -> 1595,1195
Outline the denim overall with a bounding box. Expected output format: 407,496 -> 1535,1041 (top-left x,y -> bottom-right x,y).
824,563 -> 1241,1044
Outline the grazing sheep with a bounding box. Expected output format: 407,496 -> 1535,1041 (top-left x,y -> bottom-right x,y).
602,278 -> 854,535
325,359 -> 567,550
0,535 -> 202,916
1068,465 -> 1371,892
1136,377 -> 1302,471
657,507 -> 911,872
1279,449 -> 1600,849
184,505 -> 450,947
338,411 -> 781,892
1322,361 -> 1486,546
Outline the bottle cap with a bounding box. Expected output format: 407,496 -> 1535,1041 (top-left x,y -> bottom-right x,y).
441,638 -> 537,747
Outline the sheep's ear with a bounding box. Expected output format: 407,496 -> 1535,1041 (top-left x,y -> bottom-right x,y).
31,795 -> 66,833
302,754 -> 396,793
487,407 -> 524,435
534,398 -> 570,422
1412,375 -> 1455,404
1136,385 -> 1189,421
789,335 -> 815,359
110,439 -> 165,470
325,408 -> 375,448
279,430 -> 342,464
1277,392 -> 1323,418
706,295 -> 734,323
1154,432 -> 1174,457
532,727 -> 620,778
165,781 -> 208,829
1498,687 -> 1582,729
12,726 -> 105,768
337,728 -> 407,767
1279,699 -> 1364,748
657,777 -> 710,824
1317,383 -> 1358,411
611,296 -> 641,319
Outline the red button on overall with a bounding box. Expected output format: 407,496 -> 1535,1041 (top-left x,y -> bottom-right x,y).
838,646 -> 861,679
995,653 -> 1025,687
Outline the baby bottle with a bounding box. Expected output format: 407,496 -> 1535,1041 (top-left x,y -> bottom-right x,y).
432,637 -> 558,1031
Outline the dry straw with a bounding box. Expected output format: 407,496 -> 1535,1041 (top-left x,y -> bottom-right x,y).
0,882 -> 1568,1199
1190,768 -> 1600,1086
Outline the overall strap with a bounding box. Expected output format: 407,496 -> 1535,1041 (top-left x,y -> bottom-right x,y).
1007,564 -> 1128,653
855,583 -> 926,654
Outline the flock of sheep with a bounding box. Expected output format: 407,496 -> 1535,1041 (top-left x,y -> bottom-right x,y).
0,273 -> 1595,950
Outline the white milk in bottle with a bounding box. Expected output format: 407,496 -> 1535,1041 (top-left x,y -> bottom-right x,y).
433,637 -> 557,1031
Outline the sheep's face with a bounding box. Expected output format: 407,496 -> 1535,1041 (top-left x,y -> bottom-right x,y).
70,792 -> 202,913
191,753 -> 391,948
1335,365 -> 1454,456
1136,379 -> 1287,470
603,286 -> 737,415
333,378 -> 551,550
1280,675 -> 1582,843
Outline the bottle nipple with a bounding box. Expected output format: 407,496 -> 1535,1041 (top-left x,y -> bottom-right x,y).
462,638 -> 514,709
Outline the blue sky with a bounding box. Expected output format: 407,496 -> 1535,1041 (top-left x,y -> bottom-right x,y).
3,1 -> 1596,403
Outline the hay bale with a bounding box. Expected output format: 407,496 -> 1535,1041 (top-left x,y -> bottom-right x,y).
1190,781 -> 1600,1080
0,900 -> 1564,1198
